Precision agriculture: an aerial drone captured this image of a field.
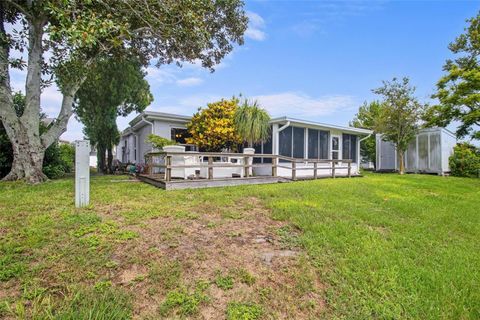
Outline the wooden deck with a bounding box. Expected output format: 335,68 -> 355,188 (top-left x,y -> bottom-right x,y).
139,151 -> 359,190
137,174 -> 290,190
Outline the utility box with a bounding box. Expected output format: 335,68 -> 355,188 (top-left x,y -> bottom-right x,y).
75,140 -> 90,207
376,127 -> 456,175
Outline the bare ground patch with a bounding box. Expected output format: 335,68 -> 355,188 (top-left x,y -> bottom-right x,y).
110,197 -> 326,319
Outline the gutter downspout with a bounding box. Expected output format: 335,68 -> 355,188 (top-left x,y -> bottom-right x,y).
278,121 -> 290,132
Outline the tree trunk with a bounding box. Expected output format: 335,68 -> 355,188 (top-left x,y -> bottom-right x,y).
107,148 -> 113,174
398,150 -> 405,175
2,129 -> 47,183
97,146 -> 106,174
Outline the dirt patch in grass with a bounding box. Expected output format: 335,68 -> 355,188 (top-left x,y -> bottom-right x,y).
111,197 -> 325,319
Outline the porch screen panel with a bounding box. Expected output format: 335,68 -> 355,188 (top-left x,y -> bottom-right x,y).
308,129 -> 319,159
342,134 -> 357,162
279,126 -> 292,158
262,129 -> 273,163
342,134 -> 351,160
319,131 -> 329,159
293,127 -> 305,158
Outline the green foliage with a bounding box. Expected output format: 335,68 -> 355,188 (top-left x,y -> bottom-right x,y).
75,57 -> 152,173
373,77 -> 426,173
226,302 -> 263,320
59,144 -> 75,173
425,13 -> 480,140
146,134 -> 177,150
215,273 -> 234,290
2,0 -> 248,182
235,269 -> 256,286
186,98 -> 243,151
159,287 -> 208,317
234,99 -> 271,147
351,101 -> 383,165
449,143 -> 480,177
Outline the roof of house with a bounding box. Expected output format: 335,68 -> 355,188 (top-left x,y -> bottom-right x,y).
270,116 -> 373,135
129,111 -> 191,127
123,111 -> 373,136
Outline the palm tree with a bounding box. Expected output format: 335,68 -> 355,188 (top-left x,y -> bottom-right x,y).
234,99 -> 271,148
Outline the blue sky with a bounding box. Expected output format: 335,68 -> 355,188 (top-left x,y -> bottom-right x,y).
9,0 -> 480,141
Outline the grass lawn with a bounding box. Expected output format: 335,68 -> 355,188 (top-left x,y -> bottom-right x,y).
0,173 -> 479,319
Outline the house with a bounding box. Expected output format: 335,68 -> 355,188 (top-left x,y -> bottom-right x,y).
376,127 -> 456,174
116,111 -> 372,177
116,111 -> 192,164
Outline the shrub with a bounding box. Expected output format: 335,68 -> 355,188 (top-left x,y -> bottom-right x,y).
449,143 -> 480,177
59,143 -> 75,173
146,134 -> 177,149
186,98 -> 242,151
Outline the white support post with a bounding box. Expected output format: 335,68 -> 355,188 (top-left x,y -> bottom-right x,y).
75,140 -> 90,208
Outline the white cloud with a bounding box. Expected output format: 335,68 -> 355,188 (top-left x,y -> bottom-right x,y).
245,11 -> 267,41
176,77 -> 203,87
253,92 -> 356,118
41,84 -> 63,115
145,66 -> 176,85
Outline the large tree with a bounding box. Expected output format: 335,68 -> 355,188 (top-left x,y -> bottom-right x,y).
373,77 -> 426,174
425,12 -> 480,141
350,101 -> 383,167
75,57 -> 153,174
0,0 -> 247,183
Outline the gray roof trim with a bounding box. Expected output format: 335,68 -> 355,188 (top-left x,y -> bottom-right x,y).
129,111 -> 191,126
270,116 -> 373,135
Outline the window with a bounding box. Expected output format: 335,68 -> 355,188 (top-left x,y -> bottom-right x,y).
134,136 -> 137,161
171,128 -> 189,144
342,134 -> 357,162
331,136 -> 339,160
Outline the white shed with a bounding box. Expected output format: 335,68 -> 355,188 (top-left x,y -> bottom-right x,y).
376,127 -> 456,174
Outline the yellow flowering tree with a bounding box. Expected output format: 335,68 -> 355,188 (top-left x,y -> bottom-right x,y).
186,98 -> 242,151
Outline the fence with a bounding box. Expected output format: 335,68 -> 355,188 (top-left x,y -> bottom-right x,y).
144,151 -> 353,182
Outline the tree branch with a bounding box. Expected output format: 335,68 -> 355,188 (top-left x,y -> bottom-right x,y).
40,82 -> 81,148
4,0 -> 33,20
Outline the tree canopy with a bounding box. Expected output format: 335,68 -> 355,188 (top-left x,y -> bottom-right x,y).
0,0 -> 248,182
186,98 -> 242,152
425,12 -> 480,141
373,77 -> 426,174
74,56 -> 153,173
350,101 -> 383,166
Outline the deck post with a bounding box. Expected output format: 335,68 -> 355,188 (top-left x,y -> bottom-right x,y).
332,160 -> 336,178
244,156 -> 249,178
348,161 -> 351,178
272,157 -> 277,177
208,156 -> 213,179
292,161 -> 296,180
166,155 -> 171,182
313,162 -> 318,179
148,155 -> 153,177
